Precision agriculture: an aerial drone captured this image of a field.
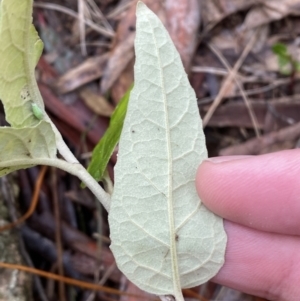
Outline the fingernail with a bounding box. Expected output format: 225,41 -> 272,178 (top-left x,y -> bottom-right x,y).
204,155 -> 253,163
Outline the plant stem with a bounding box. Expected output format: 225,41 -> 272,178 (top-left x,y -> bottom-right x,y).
46,119 -> 111,208
45,116 -> 79,164
0,158 -> 111,211
159,293 -> 184,301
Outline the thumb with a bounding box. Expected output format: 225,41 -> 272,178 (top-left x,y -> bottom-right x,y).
196,150 -> 300,235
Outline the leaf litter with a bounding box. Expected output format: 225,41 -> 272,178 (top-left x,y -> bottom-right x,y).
0,0 -> 299,300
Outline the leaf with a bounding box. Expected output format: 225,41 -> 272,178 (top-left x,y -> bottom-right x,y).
272,43 -> 288,57
79,89 -> 114,117
272,43 -> 293,75
0,0 -> 45,128
0,121 -> 56,176
109,3 -> 227,300
295,61 -> 300,72
278,56 -> 292,75
0,0 -> 58,178
87,86 -> 132,182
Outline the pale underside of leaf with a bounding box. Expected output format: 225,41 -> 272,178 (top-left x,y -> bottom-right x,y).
0,0 -> 44,128
109,2 -> 227,299
0,121 -> 56,176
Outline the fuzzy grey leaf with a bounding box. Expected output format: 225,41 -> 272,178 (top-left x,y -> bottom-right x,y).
109,3 -> 227,300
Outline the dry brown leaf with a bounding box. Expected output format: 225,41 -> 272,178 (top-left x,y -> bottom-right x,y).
55,54 -> 109,94
39,83 -> 108,146
219,122 -> 300,155
203,96 -> 300,129
244,0 -> 300,29
165,0 -> 201,70
201,0 -> 257,26
111,58 -> 134,104
209,0 -> 300,55
101,0 -> 165,93
80,89 -> 114,116
103,0 -> 200,94
210,29 -> 239,51
210,24 -> 269,54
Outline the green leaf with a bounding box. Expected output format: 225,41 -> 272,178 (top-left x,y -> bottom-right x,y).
0,0 -> 45,128
87,86 -> 132,182
278,56 -> 292,75
278,58 -> 292,76
272,43 -> 288,57
0,121 -> 56,176
0,0 -> 58,178
278,55 -> 290,68
295,61 -> 300,72
108,3 -> 227,300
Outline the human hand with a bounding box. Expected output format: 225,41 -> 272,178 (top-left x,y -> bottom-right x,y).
196,150 -> 300,301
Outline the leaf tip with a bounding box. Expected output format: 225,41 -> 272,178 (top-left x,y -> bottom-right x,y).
136,1 -> 147,13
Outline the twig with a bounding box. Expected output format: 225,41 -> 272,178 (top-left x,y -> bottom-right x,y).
0,159 -> 111,212
78,0 -> 87,56
85,263 -> 116,301
34,2 -> 114,38
19,234 -> 49,301
86,0 -> 113,32
197,78 -> 294,106
0,166 -> 47,232
106,0 -> 133,19
0,176 -> 49,301
0,262 -> 153,298
207,42 -> 261,137
192,66 -> 237,77
220,121 -> 300,156
203,30 -> 258,127
51,168 -> 66,301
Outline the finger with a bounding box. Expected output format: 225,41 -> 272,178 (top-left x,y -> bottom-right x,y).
213,221 -> 300,301
196,150 -> 300,235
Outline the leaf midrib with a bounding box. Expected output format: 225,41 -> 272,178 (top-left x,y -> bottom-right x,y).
146,14 -> 182,298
